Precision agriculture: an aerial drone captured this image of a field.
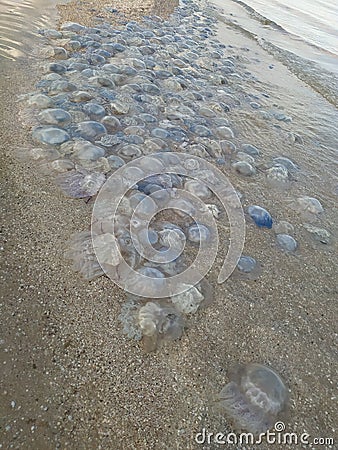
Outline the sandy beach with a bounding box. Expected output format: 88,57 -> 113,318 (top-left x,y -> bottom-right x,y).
1,0 -> 337,448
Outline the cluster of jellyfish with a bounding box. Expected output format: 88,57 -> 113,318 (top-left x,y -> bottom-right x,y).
65,152 -> 238,352
17,0 -> 333,432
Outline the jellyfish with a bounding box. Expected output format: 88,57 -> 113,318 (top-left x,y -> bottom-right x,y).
218,363 -> 289,434
138,301 -> 185,352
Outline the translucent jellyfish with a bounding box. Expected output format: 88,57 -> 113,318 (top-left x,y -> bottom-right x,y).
32,126 -> 70,146
235,152 -> 255,164
118,297 -> 143,341
219,140 -> 237,160
75,121 -> 107,141
233,255 -> 262,281
101,115 -> 121,132
95,134 -> 124,147
116,231 -> 142,269
168,198 -> 196,219
107,155 -> 125,169
56,170 -> 106,198
144,256 -> 185,277
92,233 -> 121,266
266,165 -> 289,183
27,93 -> 54,109
247,206 -> 273,229
232,161 -> 256,176
73,140 -> 106,161
158,228 -> 186,252
124,266 -> 166,297
218,363 -> 288,434
184,179 -> 212,200
70,91 -> 93,102
14,146 -> 60,165
64,231 -> 104,280
38,108 -> 72,126
170,280 -> 213,314
206,204 -> 221,219
118,144 -> 142,159
273,221 -> 294,235
82,103 -> 106,120
187,223 -> 211,243
241,143 -> 260,156
303,223 -> 331,245
131,193 -> 158,219
276,234 -> 298,252
294,196 -> 323,215
272,157 -> 299,172
138,301 -> 184,352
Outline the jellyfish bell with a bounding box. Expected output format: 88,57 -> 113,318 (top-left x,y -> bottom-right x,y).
218,363 -> 289,434
138,300 -> 185,352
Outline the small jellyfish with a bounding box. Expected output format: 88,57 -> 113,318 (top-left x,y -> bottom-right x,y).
125,266 -> 166,297
266,165 -> 289,183
158,228 -> 186,253
232,161 -> 256,176
294,196 -> 323,215
206,204 -> 221,219
170,280 -> 213,314
32,126 -> 70,146
247,206 -> 273,229
95,134 -> 124,147
56,170 -> 106,198
303,223 -> 331,245
218,363 -> 288,434
184,179 -> 212,200
92,233 -> 121,266
233,255 -> 262,280
75,120 -> 107,141
107,154 -> 125,170
73,141 -> 106,161
64,231 -> 104,280
272,157 -> 299,172
138,301 -> 184,352
27,93 -> 54,109
38,108 -> 72,126
168,198 -> 195,219
276,234 -> 298,252
237,256 -> 256,272
117,231 -> 142,269
118,297 -> 143,341
273,221 -> 294,235
187,223 -> 211,243
241,143 -> 260,157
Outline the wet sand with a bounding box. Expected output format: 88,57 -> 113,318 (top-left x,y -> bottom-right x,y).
57,0 -> 179,27
1,0 -> 337,449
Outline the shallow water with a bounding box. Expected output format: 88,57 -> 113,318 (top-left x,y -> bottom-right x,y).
211,0 -> 338,106
0,0 -> 66,60
239,0 -> 338,61
213,0 -> 338,74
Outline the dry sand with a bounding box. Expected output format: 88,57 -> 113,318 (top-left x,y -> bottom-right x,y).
1,0 -> 337,449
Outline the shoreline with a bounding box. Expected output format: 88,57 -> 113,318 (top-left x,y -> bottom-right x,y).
1,0 -> 337,448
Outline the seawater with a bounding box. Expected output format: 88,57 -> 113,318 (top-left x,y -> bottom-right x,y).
0,0 -> 65,60
211,0 -> 338,106
234,0 -> 338,72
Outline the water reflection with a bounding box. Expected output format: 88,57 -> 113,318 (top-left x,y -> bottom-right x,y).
0,0 -> 65,60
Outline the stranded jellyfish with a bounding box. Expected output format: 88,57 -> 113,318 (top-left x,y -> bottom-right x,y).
218,363 -> 288,434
